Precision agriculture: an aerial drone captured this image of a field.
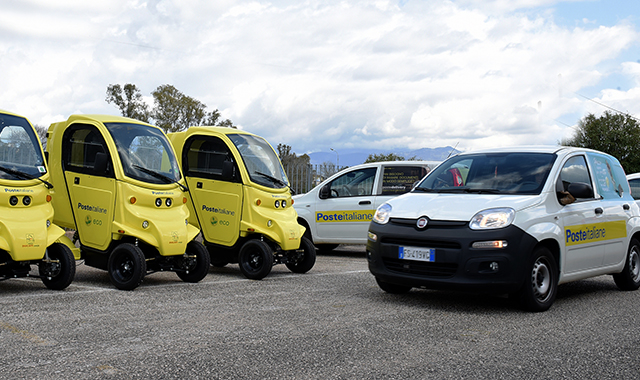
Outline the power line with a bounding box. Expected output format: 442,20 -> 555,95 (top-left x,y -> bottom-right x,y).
574,92 -> 640,122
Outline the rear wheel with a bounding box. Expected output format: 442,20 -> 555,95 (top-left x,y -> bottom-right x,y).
238,240 -> 273,280
39,243 -> 75,290
177,240 -> 211,283
613,238 -> 640,290
517,246 -> 558,312
375,277 -> 412,294
108,243 -> 146,290
286,237 -> 316,273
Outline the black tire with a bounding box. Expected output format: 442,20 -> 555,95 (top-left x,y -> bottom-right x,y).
108,243 -> 146,290
286,237 -> 316,274
177,240 -> 211,283
613,238 -> 640,291
375,277 -> 412,294
316,244 -> 339,252
39,243 -> 76,290
238,240 -> 273,280
206,246 -> 228,267
517,246 -> 558,312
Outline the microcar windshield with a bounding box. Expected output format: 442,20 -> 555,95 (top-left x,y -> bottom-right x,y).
106,123 -> 182,185
0,113 -> 46,179
415,152 -> 557,195
228,134 -> 289,189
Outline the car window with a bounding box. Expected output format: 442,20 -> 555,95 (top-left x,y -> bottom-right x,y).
329,167 -> 377,197
557,155 -> 593,202
629,178 -> 640,200
587,153 -> 629,199
62,124 -> 114,177
183,135 -> 238,182
381,166 -> 430,195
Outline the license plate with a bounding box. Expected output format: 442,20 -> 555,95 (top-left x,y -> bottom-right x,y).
399,246 -> 435,262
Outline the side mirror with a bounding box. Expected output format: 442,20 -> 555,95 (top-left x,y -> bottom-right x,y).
221,160 -> 234,181
567,182 -> 593,199
94,152 -> 109,174
319,184 -> 331,199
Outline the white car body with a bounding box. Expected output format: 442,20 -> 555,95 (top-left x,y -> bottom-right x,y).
293,161 -> 439,247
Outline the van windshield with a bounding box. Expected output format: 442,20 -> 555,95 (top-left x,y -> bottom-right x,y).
0,113 -> 46,180
415,152 -> 556,195
106,123 -> 182,185
228,134 -> 289,189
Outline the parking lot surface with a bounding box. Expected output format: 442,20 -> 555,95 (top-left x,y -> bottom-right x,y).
1,245 -> 640,379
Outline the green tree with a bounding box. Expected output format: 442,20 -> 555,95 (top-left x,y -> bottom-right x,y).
562,111 -> 640,173
105,84 -> 150,122
364,153 -> 416,163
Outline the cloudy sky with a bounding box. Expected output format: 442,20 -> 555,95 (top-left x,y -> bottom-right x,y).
1,0 -> 639,155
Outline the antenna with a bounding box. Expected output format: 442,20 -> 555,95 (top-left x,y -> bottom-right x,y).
446,142 -> 459,159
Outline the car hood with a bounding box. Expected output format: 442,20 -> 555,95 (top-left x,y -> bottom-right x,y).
386,191 -> 545,221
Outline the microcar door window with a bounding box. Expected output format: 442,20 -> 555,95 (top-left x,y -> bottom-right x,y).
0,114 -> 46,178
61,124 -> 113,177
330,167 -> 377,197
183,136 -> 238,182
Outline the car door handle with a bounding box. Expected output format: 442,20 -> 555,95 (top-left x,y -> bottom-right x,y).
359,200 -> 371,205
623,204 -> 630,210
595,207 -> 604,215
74,177 -> 80,185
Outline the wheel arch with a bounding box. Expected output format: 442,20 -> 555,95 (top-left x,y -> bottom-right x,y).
535,238 -> 561,274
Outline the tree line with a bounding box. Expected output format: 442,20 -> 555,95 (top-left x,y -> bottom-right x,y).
105,83 -> 235,133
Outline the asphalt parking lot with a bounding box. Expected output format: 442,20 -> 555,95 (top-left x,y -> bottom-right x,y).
1,244 -> 640,380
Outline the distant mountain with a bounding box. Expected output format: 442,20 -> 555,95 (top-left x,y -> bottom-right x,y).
307,146 -> 460,167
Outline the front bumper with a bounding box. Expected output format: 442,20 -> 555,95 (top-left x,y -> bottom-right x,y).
366,218 -> 538,294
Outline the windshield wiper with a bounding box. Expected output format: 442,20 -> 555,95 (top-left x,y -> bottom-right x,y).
462,188 -> 501,194
255,171 -> 296,195
132,165 -> 188,192
412,187 -> 434,193
0,165 -> 53,189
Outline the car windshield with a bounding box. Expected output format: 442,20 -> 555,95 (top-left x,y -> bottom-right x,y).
415,152 -> 556,195
228,134 -> 289,189
0,113 -> 46,180
106,122 -> 182,185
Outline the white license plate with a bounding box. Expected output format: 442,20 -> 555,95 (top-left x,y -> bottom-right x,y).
399,246 -> 435,262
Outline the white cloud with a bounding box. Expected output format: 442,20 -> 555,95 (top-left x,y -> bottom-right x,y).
0,0 -> 638,155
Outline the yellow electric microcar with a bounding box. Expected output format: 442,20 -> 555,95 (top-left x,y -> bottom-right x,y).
168,126 -> 315,280
46,115 -> 210,290
0,110 -> 77,289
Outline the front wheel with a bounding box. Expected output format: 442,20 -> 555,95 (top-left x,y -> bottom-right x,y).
613,238 -> 640,290
286,237 -> 316,274
177,240 -> 211,283
238,240 -> 273,280
516,246 -> 558,312
39,243 -> 76,290
108,243 -> 146,290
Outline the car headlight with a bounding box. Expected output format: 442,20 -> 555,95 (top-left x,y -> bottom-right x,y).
469,208 -> 515,230
373,203 -> 392,224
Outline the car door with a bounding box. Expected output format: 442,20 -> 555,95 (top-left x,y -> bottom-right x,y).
61,124 -> 116,251
315,166 -> 379,242
586,152 -> 630,267
558,154 -> 605,274
182,135 -> 243,246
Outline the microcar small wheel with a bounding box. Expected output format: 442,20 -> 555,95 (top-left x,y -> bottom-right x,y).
375,277 -> 412,294
39,243 -> 76,290
177,240 -> 211,283
238,240 -> 273,280
286,237 -> 316,274
613,238 -> 640,291
108,243 -> 146,290
517,246 -> 558,312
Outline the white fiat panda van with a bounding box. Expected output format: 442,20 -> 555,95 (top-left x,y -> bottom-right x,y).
367,146 -> 640,311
